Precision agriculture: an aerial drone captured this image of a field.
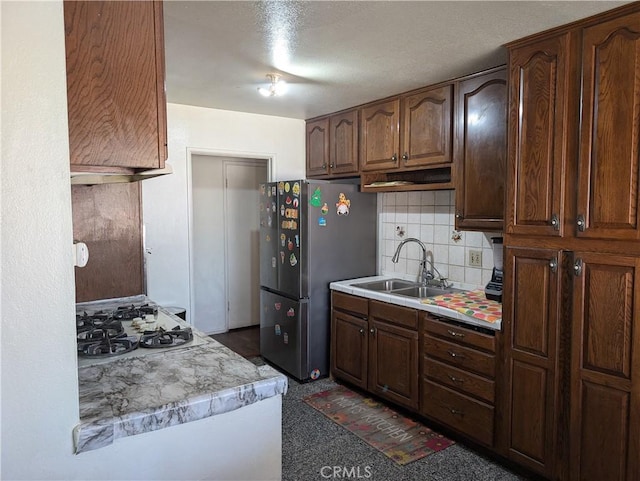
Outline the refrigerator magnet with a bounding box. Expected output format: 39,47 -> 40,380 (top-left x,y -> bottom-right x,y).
286,308 -> 295,317
280,204 -> 285,216
260,184 -> 266,195
310,369 -> 320,380
321,202 -> 329,215
272,203 -> 276,213
280,251 -> 285,263
289,253 -> 298,266
274,303 -> 281,311
293,198 -> 299,208
275,324 -> 281,336
287,238 -> 294,251
267,216 -> 272,227
292,182 -> 300,196
285,182 -> 290,192
271,256 -> 276,268
278,182 -> 285,195
265,234 -> 271,242
280,233 -> 286,246
295,235 -> 299,247
309,187 -> 322,207
336,193 -> 351,215
283,333 -> 289,344
285,196 -> 292,205
271,186 -> 276,196
318,217 -> 327,227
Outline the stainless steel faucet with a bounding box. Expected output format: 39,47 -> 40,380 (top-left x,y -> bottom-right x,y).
391,237 -> 449,288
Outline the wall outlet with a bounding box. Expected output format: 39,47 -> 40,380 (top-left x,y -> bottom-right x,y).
469,250 -> 482,267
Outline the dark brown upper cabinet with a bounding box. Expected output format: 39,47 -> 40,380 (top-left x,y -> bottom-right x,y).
306,109 -> 359,179
576,11 -> 640,241
64,1 -> 167,172
506,32 -> 577,238
454,67 -> 508,232
359,98 -> 402,172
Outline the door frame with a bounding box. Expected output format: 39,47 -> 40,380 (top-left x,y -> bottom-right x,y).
186,147 -> 274,333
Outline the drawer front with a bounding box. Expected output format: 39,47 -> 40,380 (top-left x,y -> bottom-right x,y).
332,291 -> 368,317
423,335 -> 495,378
422,314 -> 495,352
421,379 -> 494,447
423,357 -> 495,403
370,300 -> 418,329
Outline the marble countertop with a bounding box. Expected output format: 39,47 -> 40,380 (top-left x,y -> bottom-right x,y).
330,276 -> 502,331
74,297 -> 288,454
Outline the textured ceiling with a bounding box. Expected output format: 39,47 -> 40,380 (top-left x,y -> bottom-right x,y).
163,1 -> 630,120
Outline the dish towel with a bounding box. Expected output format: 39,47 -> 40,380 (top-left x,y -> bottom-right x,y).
421,289 -> 501,323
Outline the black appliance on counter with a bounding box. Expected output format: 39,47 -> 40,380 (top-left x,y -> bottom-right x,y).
484,237 -> 503,302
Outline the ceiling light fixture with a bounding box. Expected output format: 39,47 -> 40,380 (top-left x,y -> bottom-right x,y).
258,73 -> 287,97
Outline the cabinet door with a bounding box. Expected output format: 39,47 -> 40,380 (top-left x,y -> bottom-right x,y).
306,118 -> 330,178
576,12 -> 640,241
570,252 -> 640,481
369,319 -> 419,410
329,110 -> 359,176
455,68 -> 507,231
501,247 -> 564,478
360,98 -> 401,171
506,33 -> 576,237
331,310 -> 368,389
401,84 -> 454,168
64,1 -> 166,170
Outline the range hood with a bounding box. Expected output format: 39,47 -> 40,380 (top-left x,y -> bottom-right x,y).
70,163 -> 173,185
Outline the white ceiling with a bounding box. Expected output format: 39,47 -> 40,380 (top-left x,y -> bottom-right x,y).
163,1 -> 629,120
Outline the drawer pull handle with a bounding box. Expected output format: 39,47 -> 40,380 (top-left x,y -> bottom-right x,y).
448,375 -> 464,384
450,409 -> 465,417
447,330 -> 465,338
447,351 -> 465,359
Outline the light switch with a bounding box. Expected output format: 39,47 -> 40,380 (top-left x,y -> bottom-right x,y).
74,242 -> 89,268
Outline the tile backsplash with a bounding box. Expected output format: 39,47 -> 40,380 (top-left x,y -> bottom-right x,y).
377,190 -> 501,290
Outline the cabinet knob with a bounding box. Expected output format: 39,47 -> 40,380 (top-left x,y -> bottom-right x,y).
573,258 -> 583,277
550,213 -> 560,230
391,154 -> 398,163
447,330 -> 465,338
447,350 -> 465,359
549,257 -> 558,273
576,214 -> 585,232
402,153 -> 408,162
450,409 -> 465,417
359,328 -> 364,335
370,327 -> 376,336
329,163 -> 334,168
455,213 -> 463,220
448,375 -> 464,384
322,163 -> 327,169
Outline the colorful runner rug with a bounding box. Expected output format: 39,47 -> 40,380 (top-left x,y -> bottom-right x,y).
303,385 -> 455,466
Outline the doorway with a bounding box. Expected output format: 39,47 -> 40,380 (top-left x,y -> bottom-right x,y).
190,154 -> 268,334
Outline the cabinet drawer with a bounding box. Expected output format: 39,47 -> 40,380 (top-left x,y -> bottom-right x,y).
332,291 -> 368,317
423,357 -> 495,403
370,300 -> 417,329
422,314 -> 495,353
423,335 -> 495,378
421,379 -> 494,447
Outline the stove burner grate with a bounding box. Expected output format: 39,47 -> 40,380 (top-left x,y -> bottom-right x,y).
112,304 -> 158,321
78,335 -> 139,358
139,326 -> 194,349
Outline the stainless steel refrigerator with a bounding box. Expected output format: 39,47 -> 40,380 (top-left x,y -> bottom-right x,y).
259,180 -> 377,381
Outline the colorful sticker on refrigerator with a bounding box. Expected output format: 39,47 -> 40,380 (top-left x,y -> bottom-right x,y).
318,217 -> 327,227
278,182 -> 285,195
280,234 -> 286,246
280,251 -> 285,264
271,257 -> 276,268
289,253 -> 297,266
275,324 -> 281,336
310,369 -> 321,380
265,234 -> 271,242
336,193 -> 351,215
309,187 -> 322,207
321,203 -> 329,215
274,303 -> 281,311
287,238 -> 294,251
271,186 -> 276,196
280,204 -> 285,216
292,182 -> 300,196
283,333 -> 289,345
285,208 -> 298,219
286,307 -> 295,317
294,235 -> 300,247
285,196 -> 292,205
293,198 -> 299,208
285,182 -> 290,193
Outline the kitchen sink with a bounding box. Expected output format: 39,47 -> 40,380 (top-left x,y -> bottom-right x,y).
390,285 -> 464,299
352,278 -> 420,292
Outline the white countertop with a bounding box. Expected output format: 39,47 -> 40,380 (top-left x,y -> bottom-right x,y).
330,276 -> 502,331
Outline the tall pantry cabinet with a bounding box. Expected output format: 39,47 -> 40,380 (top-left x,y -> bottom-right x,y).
502,4 -> 640,481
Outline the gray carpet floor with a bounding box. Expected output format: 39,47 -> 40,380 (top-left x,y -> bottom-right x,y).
281,375 -> 530,481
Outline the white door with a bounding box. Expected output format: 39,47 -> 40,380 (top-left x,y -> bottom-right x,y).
225,161 -> 268,329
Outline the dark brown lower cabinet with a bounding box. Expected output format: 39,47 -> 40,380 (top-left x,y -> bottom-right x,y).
570,252 -> 640,481
500,247 -> 565,479
331,293 -> 419,410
